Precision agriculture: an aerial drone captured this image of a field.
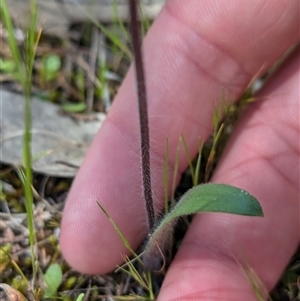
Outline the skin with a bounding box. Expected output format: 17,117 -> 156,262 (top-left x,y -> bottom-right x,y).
60,1 -> 300,300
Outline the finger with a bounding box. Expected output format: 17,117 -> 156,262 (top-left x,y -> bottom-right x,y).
60,0 -> 299,274
158,45 -> 299,301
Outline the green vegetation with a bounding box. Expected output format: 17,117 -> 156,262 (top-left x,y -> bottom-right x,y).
0,1 -> 298,300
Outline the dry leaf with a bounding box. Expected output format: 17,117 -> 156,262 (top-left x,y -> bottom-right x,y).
0,284 -> 28,301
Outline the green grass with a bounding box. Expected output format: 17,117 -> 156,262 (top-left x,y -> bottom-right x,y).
1,0 -> 39,296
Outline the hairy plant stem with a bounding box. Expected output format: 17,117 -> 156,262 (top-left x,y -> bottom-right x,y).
129,0 -> 155,230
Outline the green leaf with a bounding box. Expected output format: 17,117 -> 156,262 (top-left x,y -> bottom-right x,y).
42,54 -> 61,81
75,293 -> 85,301
164,183 -> 263,222
44,263 -> 62,298
0,58 -> 16,73
143,183 -> 263,270
61,102 -> 87,113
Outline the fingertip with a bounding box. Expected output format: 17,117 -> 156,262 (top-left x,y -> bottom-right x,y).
59,123 -> 149,274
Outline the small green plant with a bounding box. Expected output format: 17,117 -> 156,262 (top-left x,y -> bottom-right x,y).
128,0 -> 263,272
43,263 -> 63,298
40,54 -> 61,82
143,183 -> 263,271
0,57 -> 17,74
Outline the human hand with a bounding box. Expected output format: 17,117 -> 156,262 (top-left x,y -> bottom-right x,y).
60,1 -> 299,300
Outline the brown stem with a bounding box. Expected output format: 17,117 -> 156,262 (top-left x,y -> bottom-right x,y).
129,0 -> 155,230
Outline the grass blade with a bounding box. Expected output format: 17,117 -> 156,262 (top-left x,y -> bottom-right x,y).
0,0 -> 23,83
